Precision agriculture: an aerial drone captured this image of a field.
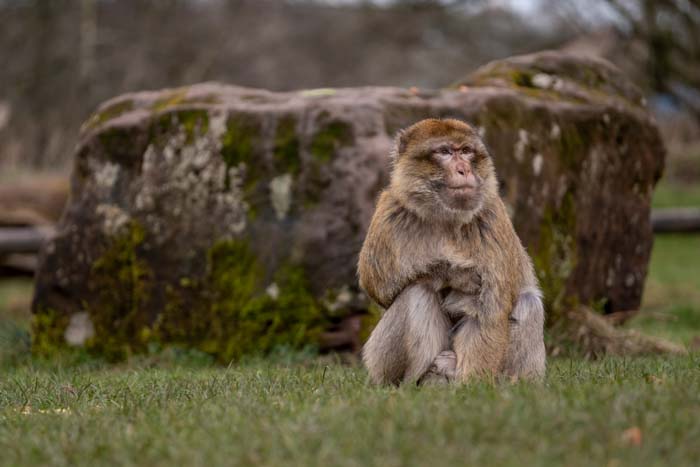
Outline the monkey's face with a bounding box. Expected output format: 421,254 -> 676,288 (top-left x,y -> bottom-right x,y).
429,141 -> 485,212
392,119 -> 496,220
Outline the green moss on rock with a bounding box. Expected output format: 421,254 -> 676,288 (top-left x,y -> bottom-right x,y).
512,69 -> 534,88
32,229 -> 327,362
152,91 -> 220,112
310,119 -> 353,162
86,221 -> 154,360
152,89 -> 188,112
220,115 -> 262,193
180,110 -> 210,143
203,240 -> 327,362
85,100 -> 135,130
273,116 -> 301,175
151,109 -> 210,146
220,116 -> 260,168
532,192 -> 578,322
460,64 -> 588,104
156,239 -> 327,363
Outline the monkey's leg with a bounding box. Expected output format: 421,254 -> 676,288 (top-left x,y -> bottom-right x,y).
363,282 -> 450,385
417,289 -> 477,385
503,287 -> 546,381
451,312 -> 509,381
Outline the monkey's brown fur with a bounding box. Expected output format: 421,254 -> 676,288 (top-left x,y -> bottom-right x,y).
359,118 -> 545,385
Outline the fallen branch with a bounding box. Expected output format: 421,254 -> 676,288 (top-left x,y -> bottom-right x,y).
652,208 -> 700,233
0,254 -> 37,277
567,306 -> 686,357
0,227 -> 54,255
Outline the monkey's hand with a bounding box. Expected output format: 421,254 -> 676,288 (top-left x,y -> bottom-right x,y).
441,289 -> 479,319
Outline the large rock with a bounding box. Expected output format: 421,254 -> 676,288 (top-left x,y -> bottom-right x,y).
32,51 -> 664,360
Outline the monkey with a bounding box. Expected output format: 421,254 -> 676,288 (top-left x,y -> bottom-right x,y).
358,118 -> 545,385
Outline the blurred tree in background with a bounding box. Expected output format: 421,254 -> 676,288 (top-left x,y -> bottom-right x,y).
1,0 -> 698,170
607,0 -> 699,101
0,0 -> 568,169
569,0 -> 700,117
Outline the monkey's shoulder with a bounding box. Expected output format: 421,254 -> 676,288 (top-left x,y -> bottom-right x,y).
374,191 -> 438,240
461,201 -> 523,250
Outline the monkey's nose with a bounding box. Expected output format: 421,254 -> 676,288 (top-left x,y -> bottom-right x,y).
455,162 -> 471,177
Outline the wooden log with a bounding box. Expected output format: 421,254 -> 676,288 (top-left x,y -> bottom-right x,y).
0,227 -> 54,255
0,254 -> 38,277
0,174 -> 69,227
652,208 -> 700,233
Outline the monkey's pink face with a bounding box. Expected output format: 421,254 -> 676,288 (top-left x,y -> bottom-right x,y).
428,140 -> 486,212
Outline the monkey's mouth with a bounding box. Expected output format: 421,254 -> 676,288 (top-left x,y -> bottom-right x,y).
440,183 -> 482,212
446,184 -> 477,195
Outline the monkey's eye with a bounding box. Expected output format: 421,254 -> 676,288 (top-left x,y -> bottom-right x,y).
459,150 -> 474,161
435,147 -> 452,160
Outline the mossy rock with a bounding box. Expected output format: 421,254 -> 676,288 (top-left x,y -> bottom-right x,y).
33,51 -> 664,359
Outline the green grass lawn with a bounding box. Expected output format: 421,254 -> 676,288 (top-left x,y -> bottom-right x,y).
621,174 -> 700,344
652,179 -> 700,209
628,234 -> 700,344
1,356 -> 699,467
2,247 -> 700,467
1,176 -> 699,467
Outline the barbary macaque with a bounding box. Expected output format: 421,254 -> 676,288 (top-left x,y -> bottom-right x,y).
358,118 -> 545,385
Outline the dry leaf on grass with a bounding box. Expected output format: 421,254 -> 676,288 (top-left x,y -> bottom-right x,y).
621,426 -> 643,446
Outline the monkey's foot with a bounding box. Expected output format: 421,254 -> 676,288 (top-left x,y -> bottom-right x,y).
418,351 -> 457,386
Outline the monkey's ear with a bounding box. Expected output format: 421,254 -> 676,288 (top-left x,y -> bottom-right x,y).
392,130 -> 409,161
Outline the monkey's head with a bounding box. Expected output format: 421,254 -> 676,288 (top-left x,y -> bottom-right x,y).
390,118 -> 498,223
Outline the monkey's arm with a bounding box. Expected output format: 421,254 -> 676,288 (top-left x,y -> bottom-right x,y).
451,271 -> 512,380
451,201 -> 525,380
358,192 -> 435,308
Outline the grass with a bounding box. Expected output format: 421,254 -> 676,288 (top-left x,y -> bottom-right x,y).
1,355 -> 699,467
2,248 -> 700,467
651,179 -> 700,209
627,164 -> 700,342
0,279 -> 33,365
0,174 -> 698,466
628,234 -> 700,344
